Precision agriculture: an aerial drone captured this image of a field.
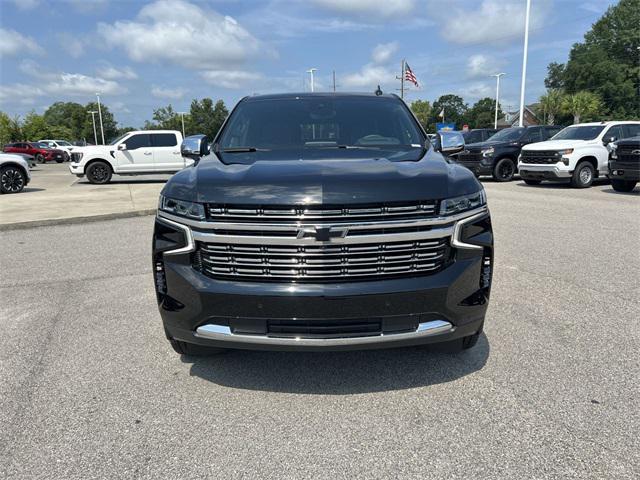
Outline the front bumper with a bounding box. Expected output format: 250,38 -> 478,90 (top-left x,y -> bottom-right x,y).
69,163 -> 84,175
455,160 -> 493,176
609,161 -> 640,181
518,163 -> 572,180
154,210 -> 493,352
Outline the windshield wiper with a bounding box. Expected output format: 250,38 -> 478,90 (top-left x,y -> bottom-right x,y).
222,147 -> 270,153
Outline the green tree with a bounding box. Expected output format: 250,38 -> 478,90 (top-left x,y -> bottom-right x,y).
546,0 -> 639,119
428,95 -> 468,131
0,111 -> 22,146
465,97 -> 502,128
189,98 -> 228,140
43,102 -> 86,140
145,104 -> 183,131
544,62 -> 566,90
562,91 -> 603,124
83,102 -> 118,143
409,99 -> 431,130
538,89 -> 566,125
22,111 -> 53,140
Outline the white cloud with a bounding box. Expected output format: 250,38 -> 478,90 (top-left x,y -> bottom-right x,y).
0,84 -> 44,105
66,0 -> 108,13
96,65 -> 138,80
438,0 -> 549,45
200,70 -> 263,89
11,0 -> 38,10
151,86 -> 187,99
371,42 -> 398,64
313,0 -> 415,18
0,28 -> 44,56
97,0 -> 263,70
57,33 -> 84,58
342,65 -> 394,89
465,83 -> 494,100
466,54 -> 504,79
44,73 -> 124,96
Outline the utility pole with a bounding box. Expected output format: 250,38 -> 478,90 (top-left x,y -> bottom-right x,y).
395,59 -> 406,100
518,0 -> 531,127
88,111 -> 98,145
177,112 -> 187,138
491,73 -> 506,129
306,68 -> 317,92
332,70 -> 336,92
95,93 -> 105,145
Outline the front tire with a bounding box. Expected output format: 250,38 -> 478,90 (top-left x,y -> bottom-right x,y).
86,161 -> 112,184
169,338 -> 227,356
63,152 -> 70,162
523,179 -> 541,186
55,157 -> 64,163
0,165 -> 26,194
611,179 -> 637,192
493,158 -> 516,182
571,161 -> 594,188
35,153 -> 44,164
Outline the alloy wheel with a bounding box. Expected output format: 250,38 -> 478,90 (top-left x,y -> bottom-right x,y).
1,168 -> 25,192
579,166 -> 592,185
498,161 -> 514,180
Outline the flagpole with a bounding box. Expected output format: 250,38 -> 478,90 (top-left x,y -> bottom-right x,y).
400,59 -> 405,100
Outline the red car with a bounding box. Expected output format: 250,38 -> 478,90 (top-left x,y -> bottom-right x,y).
3,142 -> 65,163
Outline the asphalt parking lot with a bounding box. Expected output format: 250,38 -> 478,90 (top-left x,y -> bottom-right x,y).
1,180 -> 638,479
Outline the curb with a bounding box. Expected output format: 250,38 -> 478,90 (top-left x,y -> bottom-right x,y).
0,209 -> 156,232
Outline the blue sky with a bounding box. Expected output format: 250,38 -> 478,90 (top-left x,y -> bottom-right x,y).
0,0 -> 616,127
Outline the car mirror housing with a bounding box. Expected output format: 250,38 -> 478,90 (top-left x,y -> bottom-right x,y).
117,144 -> 127,151
435,131 -> 465,155
181,134 -> 210,162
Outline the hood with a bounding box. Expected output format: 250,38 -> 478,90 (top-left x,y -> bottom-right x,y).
162,149 -> 481,205
464,140 -> 517,151
522,140 -> 587,151
76,145 -> 113,154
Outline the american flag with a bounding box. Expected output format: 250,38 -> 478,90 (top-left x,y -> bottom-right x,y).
404,63 -> 419,87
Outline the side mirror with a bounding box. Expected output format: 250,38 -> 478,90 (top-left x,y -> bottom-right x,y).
435,131 -> 465,155
181,134 -> 210,162
117,143 -> 127,151
603,136 -> 616,145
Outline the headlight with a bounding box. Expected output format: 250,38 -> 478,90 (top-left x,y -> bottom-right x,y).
482,147 -> 494,156
440,190 -> 487,216
609,143 -> 617,159
557,149 -> 573,155
72,152 -> 83,162
159,195 -> 205,220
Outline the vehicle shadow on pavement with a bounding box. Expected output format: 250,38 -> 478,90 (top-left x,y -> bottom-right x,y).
601,187 -> 639,195
21,187 -> 46,193
184,334 -> 490,394
74,179 -> 169,186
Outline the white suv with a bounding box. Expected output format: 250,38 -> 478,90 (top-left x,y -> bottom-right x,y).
518,121 -> 640,188
38,139 -> 75,161
69,130 -> 189,184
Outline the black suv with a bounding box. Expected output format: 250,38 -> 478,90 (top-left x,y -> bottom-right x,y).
153,93 -> 493,355
609,136 -> 640,192
462,128 -> 498,144
455,125 -> 563,181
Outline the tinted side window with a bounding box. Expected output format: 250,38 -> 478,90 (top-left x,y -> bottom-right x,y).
623,124 -> 640,138
604,125 -> 624,142
151,133 -> 178,147
545,127 -> 563,139
124,134 -> 150,150
524,128 -> 542,142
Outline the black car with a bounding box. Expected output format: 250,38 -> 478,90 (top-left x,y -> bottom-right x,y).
455,125 -> 563,181
462,128 -> 498,144
609,136 -> 640,192
153,93 -> 493,355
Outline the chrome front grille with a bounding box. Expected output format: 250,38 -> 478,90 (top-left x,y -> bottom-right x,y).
456,151 -> 483,163
195,238 -> 450,282
207,201 -> 438,223
617,147 -> 640,164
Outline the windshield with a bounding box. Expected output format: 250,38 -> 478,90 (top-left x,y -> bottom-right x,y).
109,133 -> 129,145
551,125 -> 605,141
32,142 -> 49,148
56,140 -> 72,146
463,131 -> 483,144
218,97 -> 424,154
488,128 -> 526,142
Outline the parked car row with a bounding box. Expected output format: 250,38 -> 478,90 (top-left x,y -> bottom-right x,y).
2,141 -> 67,163
452,121 -> 640,191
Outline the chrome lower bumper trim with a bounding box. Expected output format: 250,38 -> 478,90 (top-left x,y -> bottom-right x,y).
194,319 -> 453,347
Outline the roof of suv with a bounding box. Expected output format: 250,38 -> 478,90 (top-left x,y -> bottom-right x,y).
568,121 -> 640,127
242,92 -> 399,102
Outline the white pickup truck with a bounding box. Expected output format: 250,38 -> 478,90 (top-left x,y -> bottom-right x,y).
69,130 -> 192,184
518,121 -> 640,188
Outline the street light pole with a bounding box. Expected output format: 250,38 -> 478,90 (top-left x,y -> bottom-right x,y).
95,93 -> 105,145
177,112 -> 187,138
518,0 -> 531,127
88,111 -> 98,145
491,73 -> 506,129
306,68 -> 317,92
